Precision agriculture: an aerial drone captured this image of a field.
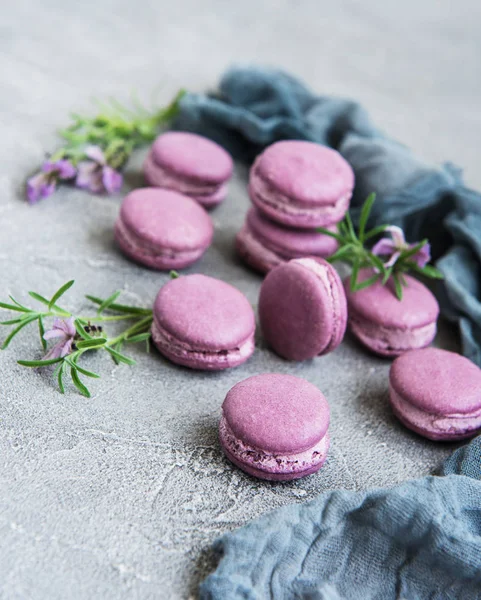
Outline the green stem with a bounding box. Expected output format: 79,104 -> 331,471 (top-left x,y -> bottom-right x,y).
107,315 -> 153,347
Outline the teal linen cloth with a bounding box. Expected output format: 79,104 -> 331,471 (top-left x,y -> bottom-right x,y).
175,68 -> 481,599
175,67 -> 481,367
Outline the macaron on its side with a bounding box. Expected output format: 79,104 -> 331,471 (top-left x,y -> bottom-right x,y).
389,348 -> 481,441
236,207 -> 339,274
259,258 -> 347,360
143,131 -> 233,208
220,374 -> 330,481
344,270 -> 439,357
114,188 -> 214,270
151,274 -> 256,370
248,140 -> 354,229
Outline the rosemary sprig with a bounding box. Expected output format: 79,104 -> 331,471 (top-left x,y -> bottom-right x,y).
0,281 -> 155,397
318,193 -> 443,300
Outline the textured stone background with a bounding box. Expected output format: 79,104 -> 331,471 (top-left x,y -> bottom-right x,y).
1,1 -> 480,598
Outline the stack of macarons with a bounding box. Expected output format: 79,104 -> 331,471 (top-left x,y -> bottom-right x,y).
236,140 -> 355,274
143,131 -> 233,209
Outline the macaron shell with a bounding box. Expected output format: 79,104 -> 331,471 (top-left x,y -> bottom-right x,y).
249,177 -> 350,229
118,188 -> 213,252
390,348 -> 481,415
252,141 -> 354,206
153,274 -> 255,351
144,151 -> 228,207
259,258 -> 347,360
115,219 -> 206,270
246,207 -> 338,256
220,424 -> 330,481
390,385 -> 481,441
150,131 -> 233,184
222,374 -> 330,454
345,269 -> 439,329
151,320 -> 255,370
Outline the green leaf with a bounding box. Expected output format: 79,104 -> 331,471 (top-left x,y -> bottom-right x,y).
54,363 -> 65,394
96,290 -> 121,315
316,227 -> 344,242
358,193 -> 376,242
85,295 -> 152,315
2,315 -> 39,349
364,224 -> 389,241
327,244 -> 355,263
353,274 -> 380,291
48,280 -> 75,311
0,301 -> 29,313
350,260 -> 360,291
367,252 -> 386,274
393,273 -> 403,300
70,367 -> 91,398
382,267 -> 393,285
105,346 -> 136,365
64,358 -> 100,378
1,317 -> 27,325
28,291 -> 70,316
125,332 -> 151,343
38,316 -> 47,351
76,338 -> 107,350
419,265 -> 444,279
169,270 -> 180,279
18,357 -> 63,367
344,211 -> 358,241
8,296 -> 30,311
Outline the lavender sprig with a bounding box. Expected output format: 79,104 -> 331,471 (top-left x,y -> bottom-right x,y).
0,281 -> 156,397
27,89 -> 185,204
318,193 -> 443,300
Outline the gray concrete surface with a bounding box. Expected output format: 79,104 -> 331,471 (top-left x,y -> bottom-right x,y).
1,1 -> 480,598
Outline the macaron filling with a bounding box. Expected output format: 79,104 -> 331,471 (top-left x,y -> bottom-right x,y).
389,385 -> 481,440
115,218 -> 204,263
293,257 -> 346,354
151,318 -> 255,369
144,151 -> 228,201
349,311 -> 437,356
219,416 -> 330,475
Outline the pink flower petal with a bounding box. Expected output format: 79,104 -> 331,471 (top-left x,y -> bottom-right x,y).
27,173 -> 56,204
85,146 -> 106,165
384,250 -> 401,268
102,166 -> 123,193
385,226 -> 406,248
371,238 -> 395,257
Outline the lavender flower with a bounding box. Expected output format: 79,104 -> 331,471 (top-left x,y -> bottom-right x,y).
76,146 -> 123,194
43,317 -> 76,360
27,160 -> 76,204
372,226 -> 431,268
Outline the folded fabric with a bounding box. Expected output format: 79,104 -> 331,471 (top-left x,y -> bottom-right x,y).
199,435 -> 481,600
199,474 -> 481,599
175,67 -> 481,367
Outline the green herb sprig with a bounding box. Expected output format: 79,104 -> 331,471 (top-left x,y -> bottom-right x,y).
318,193 -> 443,300
0,281 -> 156,397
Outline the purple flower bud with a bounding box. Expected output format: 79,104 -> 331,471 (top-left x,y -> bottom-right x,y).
75,146 -> 123,195
372,226 -> 431,269
26,159 -> 76,204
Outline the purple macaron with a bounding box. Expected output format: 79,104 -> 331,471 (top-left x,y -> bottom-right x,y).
259,258 -> 347,361
220,374 -> 330,481
389,348 -> 481,441
249,140 -> 354,228
344,269 -> 439,357
236,207 -> 338,274
144,131 -> 234,208
115,187 -> 213,270
151,274 -> 255,370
